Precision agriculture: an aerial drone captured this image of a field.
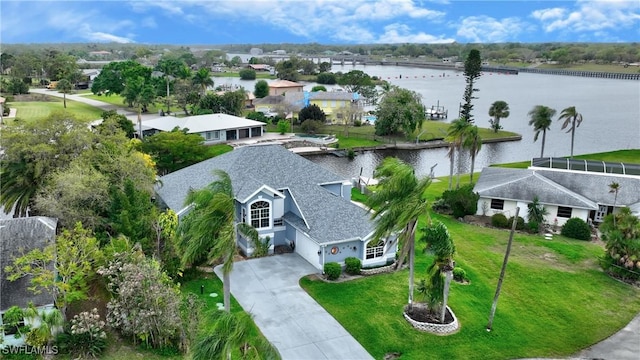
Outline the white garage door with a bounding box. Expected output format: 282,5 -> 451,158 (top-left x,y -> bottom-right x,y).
295,230 -> 321,270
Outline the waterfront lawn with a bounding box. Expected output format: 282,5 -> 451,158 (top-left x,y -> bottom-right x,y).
9,99 -> 104,122
212,71 -> 276,79
493,149 -> 640,169
300,213 -> 640,360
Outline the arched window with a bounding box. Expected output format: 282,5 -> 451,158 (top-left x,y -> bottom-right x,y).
250,201 -> 270,228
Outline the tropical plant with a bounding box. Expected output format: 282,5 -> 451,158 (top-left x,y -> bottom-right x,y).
56,78 -> 73,108
178,170 -> 248,312
599,207 -> 640,280
122,75 -> 155,139
527,196 -> 548,231
561,218 -> 592,241
463,125 -> 482,183
558,106 -> 583,158
609,182 -> 620,226
374,87 -> 425,137
191,311 -> 280,360
368,157 -> 431,308
446,118 -> 471,189
60,308 -> 108,358
488,100 -> 510,132
440,184 -> 479,218
528,105 -> 556,158
25,306 -> 64,347
193,68 -> 214,96
419,221 -> 456,323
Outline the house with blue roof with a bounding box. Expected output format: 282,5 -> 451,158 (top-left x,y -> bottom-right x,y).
155,144 -> 396,271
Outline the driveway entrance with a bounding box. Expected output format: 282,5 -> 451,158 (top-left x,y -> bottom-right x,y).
215,253 -> 373,360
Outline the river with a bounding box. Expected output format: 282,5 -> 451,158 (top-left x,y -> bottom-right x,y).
215,63 -> 640,178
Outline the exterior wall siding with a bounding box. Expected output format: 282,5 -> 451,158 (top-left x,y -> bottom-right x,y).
322,240 -> 362,264
478,197 -> 592,226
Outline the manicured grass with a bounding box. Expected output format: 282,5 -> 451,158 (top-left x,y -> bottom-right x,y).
206,144 -> 234,157
84,93 -> 163,114
10,99 -> 104,122
301,213 -> 640,359
493,149 -> 640,169
212,71 -> 276,79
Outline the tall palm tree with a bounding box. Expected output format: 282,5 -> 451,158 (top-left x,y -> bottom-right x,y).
368,157 -> 431,308
528,105 -> 556,158
178,170 -> 238,312
488,100 -> 510,133
193,68 -> 214,96
558,106 -> 583,158
420,221 -> 455,324
608,182 -> 620,226
446,118 -> 471,189
122,76 -> 155,139
56,78 -> 73,108
192,311 -> 280,360
463,125 -> 482,183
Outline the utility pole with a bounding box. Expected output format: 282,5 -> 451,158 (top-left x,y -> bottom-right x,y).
487,206 -> 519,331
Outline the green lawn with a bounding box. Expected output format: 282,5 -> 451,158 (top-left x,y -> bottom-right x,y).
212,71 -> 276,79
84,93 -> 163,114
9,99 -> 104,122
301,212 -> 640,359
493,149 -> 640,169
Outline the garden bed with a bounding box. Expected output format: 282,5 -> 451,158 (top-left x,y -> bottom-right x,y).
403,304 -> 459,335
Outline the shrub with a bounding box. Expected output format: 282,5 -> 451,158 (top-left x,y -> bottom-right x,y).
441,184 -> 479,218
277,120 -> 289,135
300,119 -> 323,134
453,267 -> 468,282
344,257 -> 361,275
353,119 -> 362,127
508,216 -> 526,230
561,217 -> 592,240
246,111 -> 270,123
431,198 -> 451,214
527,221 -> 540,234
316,72 -> 337,84
324,262 -> 341,280
346,148 -> 355,160
57,308 -> 108,358
238,68 -> 256,80
491,213 -> 509,228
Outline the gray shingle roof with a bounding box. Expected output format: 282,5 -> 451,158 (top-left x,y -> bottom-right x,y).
474,167 -> 640,209
0,217 -> 57,311
156,144 -> 374,244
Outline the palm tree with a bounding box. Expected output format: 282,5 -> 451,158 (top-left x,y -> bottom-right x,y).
558,106 -> 583,158
368,157 -> 431,308
193,68 -> 214,96
178,170 -> 239,312
527,196 -> 548,232
192,311 -> 279,360
122,76 -> 155,139
56,78 -> 73,108
420,221 -> 455,324
463,125 -> 482,183
608,182 -> 620,226
528,105 -> 556,158
446,118 -> 471,189
488,100 -> 510,133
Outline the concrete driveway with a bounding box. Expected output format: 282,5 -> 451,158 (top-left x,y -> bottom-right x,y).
215,253 -> 373,360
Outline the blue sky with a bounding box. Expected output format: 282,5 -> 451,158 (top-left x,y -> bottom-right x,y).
2,0 -> 639,44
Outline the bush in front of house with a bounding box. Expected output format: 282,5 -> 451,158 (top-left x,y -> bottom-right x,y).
508,216 -> 526,231
324,262 -> 341,280
344,257 -> 362,275
453,267 -> 469,282
56,308 -> 107,358
441,184 -> 479,218
561,217 -> 592,240
491,213 -> 509,228
431,198 -> 451,214
527,221 -> 540,234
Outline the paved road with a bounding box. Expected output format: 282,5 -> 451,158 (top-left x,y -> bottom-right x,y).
214,254 -> 373,360
573,312 -> 640,360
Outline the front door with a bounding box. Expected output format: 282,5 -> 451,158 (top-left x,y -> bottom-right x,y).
594,205 -> 608,222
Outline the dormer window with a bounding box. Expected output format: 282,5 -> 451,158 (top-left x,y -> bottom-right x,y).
250,201 -> 270,228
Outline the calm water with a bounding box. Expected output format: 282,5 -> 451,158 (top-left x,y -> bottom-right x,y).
216,64 -> 640,178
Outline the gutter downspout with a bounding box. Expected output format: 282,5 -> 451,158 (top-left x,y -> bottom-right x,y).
321,245 -> 326,273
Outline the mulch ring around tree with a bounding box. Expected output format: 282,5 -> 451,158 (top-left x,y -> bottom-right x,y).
404,303 -> 454,324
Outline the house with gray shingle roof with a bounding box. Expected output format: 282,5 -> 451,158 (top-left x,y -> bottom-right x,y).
155,144 -> 396,270
0,217 -> 57,347
474,167 -> 640,225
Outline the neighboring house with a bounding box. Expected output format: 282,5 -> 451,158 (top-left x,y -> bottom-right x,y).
272,50 -> 286,55
268,80 -> 304,96
140,113 -> 266,143
0,217 -> 57,348
308,91 -> 361,123
473,166 -> 640,225
253,93 -> 305,118
248,64 -> 271,71
155,144 -> 396,271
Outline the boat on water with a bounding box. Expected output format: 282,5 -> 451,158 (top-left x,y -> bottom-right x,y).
425,101 -> 448,120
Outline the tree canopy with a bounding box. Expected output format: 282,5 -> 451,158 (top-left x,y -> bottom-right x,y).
374,87 -> 425,136
138,127 -> 212,175
460,49 -> 482,123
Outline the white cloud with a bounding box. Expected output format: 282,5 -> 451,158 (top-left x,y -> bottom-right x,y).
456,16 -> 526,43
376,23 -> 454,43
85,31 -> 134,43
532,0 -> 640,33
141,17 -> 158,28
